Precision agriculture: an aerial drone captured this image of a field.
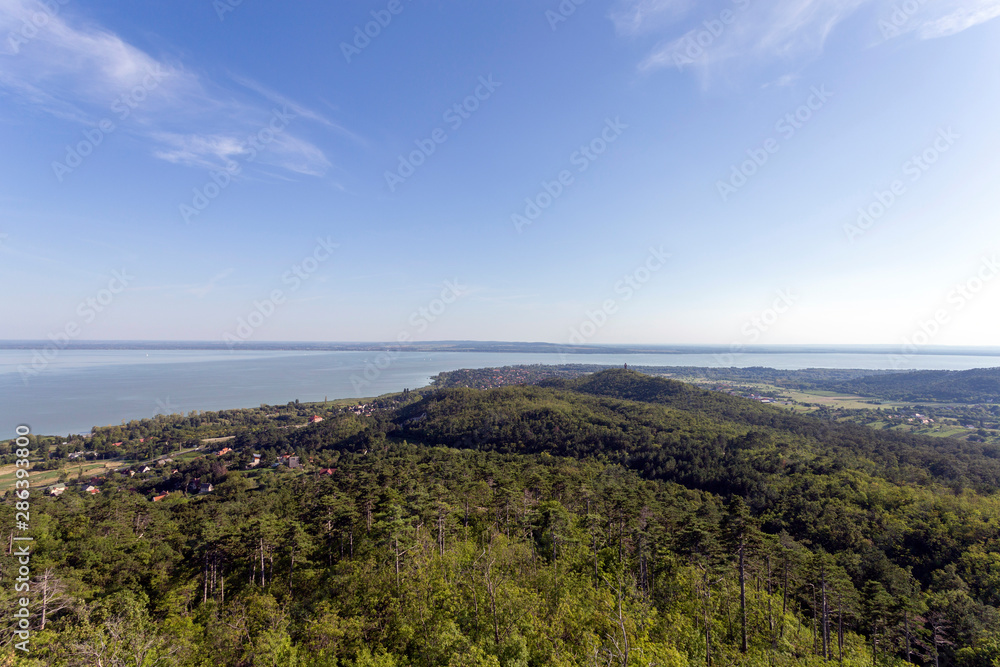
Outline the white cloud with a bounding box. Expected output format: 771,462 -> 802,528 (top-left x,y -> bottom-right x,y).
611,0 -> 694,35
626,0 -> 1000,77
0,0 -> 346,177
151,134 -> 250,170
637,0 -> 868,75
915,0 -> 1000,39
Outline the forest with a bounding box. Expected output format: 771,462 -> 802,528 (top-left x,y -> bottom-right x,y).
2,369 -> 1000,666
823,369 -> 1000,404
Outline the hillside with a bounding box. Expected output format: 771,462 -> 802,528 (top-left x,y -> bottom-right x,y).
399,370 -> 1000,493
826,367 -> 1000,403
3,370 -> 1000,666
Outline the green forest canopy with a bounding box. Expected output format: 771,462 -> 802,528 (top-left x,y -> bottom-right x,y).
3,369 -> 1000,666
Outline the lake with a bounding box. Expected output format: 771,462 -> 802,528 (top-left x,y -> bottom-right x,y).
3,348 -> 1000,436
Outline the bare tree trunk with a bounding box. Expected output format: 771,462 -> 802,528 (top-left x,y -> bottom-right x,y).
739,543 -> 748,653
704,567 -> 712,667
781,555 -> 788,640
395,536 -> 401,590
904,610 -> 912,664
822,568 -> 829,661
838,591 -> 844,664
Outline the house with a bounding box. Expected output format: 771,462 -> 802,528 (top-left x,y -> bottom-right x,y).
288,456 -> 300,469
81,485 -> 100,495
319,468 -> 336,476
140,466 -> 152,474
199,483 -> 214,495
249,453 -> 261,467
152,491 -> 170,502
309,415 -> 324,424
217,447 -> 232,456
110,442 -> 123,447
46,483 -> 67,496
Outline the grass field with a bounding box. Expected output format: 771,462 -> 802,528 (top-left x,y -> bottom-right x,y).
0,446 -> 202,493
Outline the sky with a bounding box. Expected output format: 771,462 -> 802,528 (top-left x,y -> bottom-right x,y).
1,0 -> 999,348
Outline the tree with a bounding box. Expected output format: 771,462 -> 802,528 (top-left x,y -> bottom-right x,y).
32,568 -> 72,631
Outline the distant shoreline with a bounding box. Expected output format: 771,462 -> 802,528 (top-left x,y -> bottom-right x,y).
3,340 -> 1000,356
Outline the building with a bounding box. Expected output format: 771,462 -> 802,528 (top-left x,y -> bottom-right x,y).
288,456 -> 301,469
309,415 -> 324,423
249,453 -> 262,467
152,491 -> 170,502
46,483 -> 67,496
199,482 -> 214,495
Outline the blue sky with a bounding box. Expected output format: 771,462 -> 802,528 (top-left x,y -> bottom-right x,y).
1,0 -> 999,347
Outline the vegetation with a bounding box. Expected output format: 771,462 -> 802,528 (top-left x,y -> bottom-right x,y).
2,369 -> 1000,666
826,368 -> 1000,404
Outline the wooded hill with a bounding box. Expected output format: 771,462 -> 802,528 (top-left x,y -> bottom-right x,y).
824,368 -> 1000,404
3,369 -> 999,666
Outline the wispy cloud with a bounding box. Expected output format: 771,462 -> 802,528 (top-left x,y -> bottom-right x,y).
619,0 -> 1000,78
914,0 -> 1000,39
632,0 -> 868,76
610,0 -> 695,36
188,269 -> 235,298
0,0 -> 349,178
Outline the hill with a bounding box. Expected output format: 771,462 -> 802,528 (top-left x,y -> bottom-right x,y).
826,367 -> 1000,403
4,369 -> 1000,666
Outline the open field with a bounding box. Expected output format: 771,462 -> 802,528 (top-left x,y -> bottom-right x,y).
0,446 -> 202,493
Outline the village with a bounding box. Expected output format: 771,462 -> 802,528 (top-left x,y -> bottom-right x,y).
32,409 -> 362,501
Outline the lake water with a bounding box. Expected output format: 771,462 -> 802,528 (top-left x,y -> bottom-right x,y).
3,348 -> 1000,437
